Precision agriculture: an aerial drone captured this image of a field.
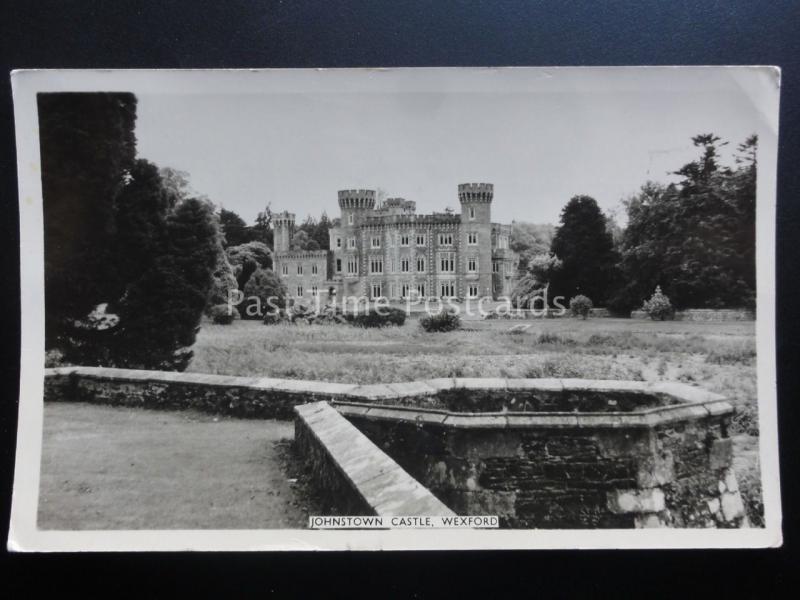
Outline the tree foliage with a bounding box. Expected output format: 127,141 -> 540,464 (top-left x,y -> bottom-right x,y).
226,241 -> 273,289
111,197 -> 220,370
39,93 -> 221,370
39,92 -> 138,347
510,222 -> 555,273
241,268 -> 287,320
613,134 -> 757,311
549,196 -> 620,306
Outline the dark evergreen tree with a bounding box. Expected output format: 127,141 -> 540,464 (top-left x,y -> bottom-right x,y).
38,92 -> 138,350
111,198 -> 220,370
219,208 -> 253,247
549,195 -> 619,305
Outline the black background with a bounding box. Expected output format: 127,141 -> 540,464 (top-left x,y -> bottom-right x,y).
1,1 -> 798,596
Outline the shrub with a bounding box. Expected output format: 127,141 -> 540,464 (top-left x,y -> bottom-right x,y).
241,268 -> 286,320
642,285 -> 674,320
351,307 -> 407,328
420,310 -> 460,332
208,303 -> 240,325
569,295 -> 593,319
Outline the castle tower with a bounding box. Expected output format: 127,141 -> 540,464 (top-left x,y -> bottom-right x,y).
458,183 -> 494,299
458,183 -> 493,223
338,189 -> 376,226
274,211 -> 295,253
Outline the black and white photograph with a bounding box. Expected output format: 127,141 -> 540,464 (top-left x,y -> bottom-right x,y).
8,67 -> 781,550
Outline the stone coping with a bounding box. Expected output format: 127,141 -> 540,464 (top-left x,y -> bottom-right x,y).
295,401 -> 455,517
333,395 -> 732,428
45,366 -> 728,410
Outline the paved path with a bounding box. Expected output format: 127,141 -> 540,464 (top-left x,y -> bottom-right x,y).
38,403 -> 308,530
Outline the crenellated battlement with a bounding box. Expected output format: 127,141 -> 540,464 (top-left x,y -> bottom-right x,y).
458,183 -> 494,203
338,189 -> 376,209
274,211 -> 296,225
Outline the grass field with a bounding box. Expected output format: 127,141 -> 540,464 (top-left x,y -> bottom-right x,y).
188,316 -> 763,525
38,403 -> 321,530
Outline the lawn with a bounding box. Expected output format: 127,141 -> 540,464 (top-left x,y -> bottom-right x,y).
38,402 -> 320,530
188,316 -> 763,525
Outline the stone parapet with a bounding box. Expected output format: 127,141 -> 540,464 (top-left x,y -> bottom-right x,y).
294,401 -> 455,517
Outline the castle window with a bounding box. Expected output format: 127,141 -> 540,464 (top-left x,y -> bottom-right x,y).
370,258 -> 383,274
499,235 -> 508,249
440,282 -> 455,298
311,264 -> 318,275
296,286 -> 304,297
469,207 -> 476,220
347,259 -> 358,274
416,234 -> 425,246
282,264 -> 289,275
438,233 -> 453,246
312,286 -> 318,296
468,285 -> 479,298
348,237 -> 356,249
336,237 -> 342,248
401,284 -> 410,298
468,257 -> 477,272
401,258 -> 410,272
371,283 -> 382,298
439,252 -> 455,273
348,214 -> 354,225
416,257 -> 425,272
297,264 -> 303,275
468,232 -> 478,245
400,234 -> 410,246
371,236 -> 381,248
493,262 -> 500,273
336,259 -> 342,273
416,283 -> 426,297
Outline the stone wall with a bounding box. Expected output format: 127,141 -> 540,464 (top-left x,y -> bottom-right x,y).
295,401 -> 455,517
631,308 -> 755,321
334,387 -> 747,529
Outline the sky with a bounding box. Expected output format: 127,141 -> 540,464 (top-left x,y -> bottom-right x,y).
134,69 -> 766,226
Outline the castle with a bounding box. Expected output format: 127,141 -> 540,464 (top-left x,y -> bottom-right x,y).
273,183 -> 518,302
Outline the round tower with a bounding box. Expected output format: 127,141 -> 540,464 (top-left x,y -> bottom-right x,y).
273,211 -> 295,253
338,189 -> 376,227
458,183 -> 493,223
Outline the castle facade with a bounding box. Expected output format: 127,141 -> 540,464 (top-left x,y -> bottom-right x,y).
273,183 -> 518,302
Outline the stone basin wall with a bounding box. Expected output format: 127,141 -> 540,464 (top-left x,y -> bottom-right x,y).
335,383 -> 746,529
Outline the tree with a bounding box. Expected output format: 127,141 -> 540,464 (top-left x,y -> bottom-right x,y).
252,204 -> 274,247
241,268 -> 287,320
549,195 -> 619,306
510,222 -> 554,273
219,208 -> 253,247
226,241 -> 273,289
510,253 -> 562,308
614,134 -> 757,311
111,197 -> 220,370
38,92 -> 138,351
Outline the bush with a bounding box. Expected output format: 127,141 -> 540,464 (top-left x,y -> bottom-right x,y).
642,285 -> 674,320
208,303 -> 240,325
241,268 -> 286,320
351,307 -> 407,328
420,310 -> 461,332
569,295 -> 593,319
